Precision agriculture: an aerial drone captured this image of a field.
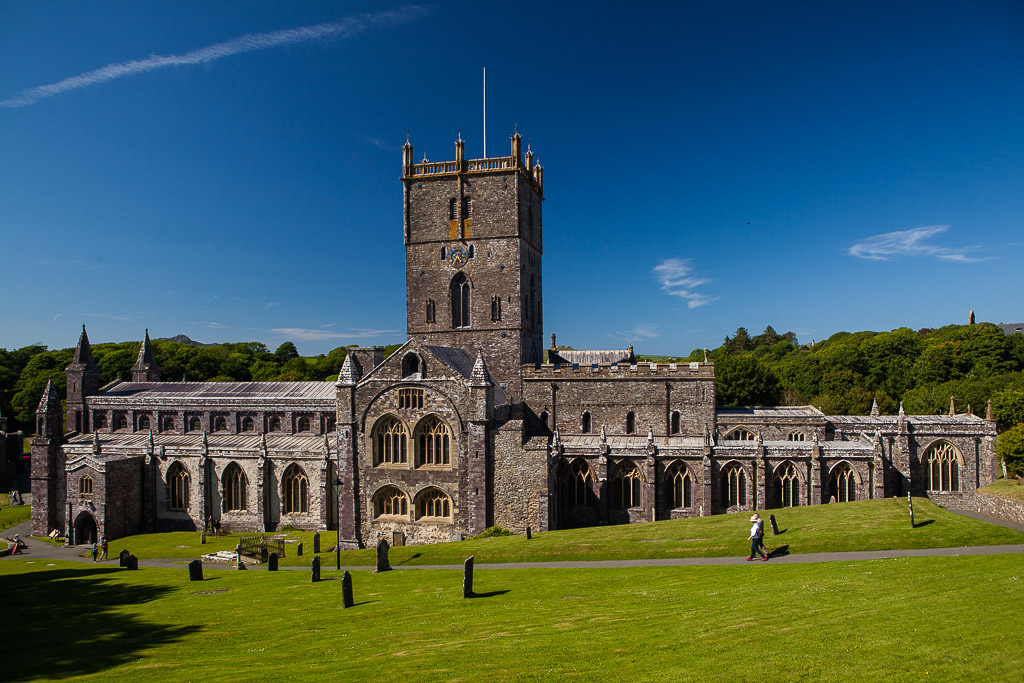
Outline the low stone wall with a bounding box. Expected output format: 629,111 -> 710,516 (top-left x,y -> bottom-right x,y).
930,489 -> 1024,527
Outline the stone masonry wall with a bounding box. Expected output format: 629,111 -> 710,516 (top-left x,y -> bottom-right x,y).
491,420 -> 548,533
930,488 -> 1024,527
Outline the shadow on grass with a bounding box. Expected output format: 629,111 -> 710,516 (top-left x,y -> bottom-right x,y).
912,520 -> 935,529
0,567 -> 200,681
396,552 -> 423,566
767,545 -> 790,558
467,590 -> 510,599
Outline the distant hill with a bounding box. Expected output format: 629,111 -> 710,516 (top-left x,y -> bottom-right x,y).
156,334 -> 214,348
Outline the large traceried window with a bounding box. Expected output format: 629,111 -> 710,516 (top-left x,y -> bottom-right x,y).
222,463 -> 247,512
829,463 -> 856,503
374,486 -> 409,518
451,273 -> 470,328
416,488 -> 452,520
166,463 -> 190,511
666,461 -> 692,509
724,428 -> 755,441
415,415 -> 451,467
774,462 -> 800,507
787,431 -> 806,441
78,475 -> 94,498
566,458 -> 596,506
282,464 -> 308,514
722,463 -> 747,507
611,461 -> 642,508
924,441 -> 962,492
372,415 -> 408,465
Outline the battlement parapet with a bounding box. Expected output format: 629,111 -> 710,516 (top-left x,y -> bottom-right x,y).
523,361 -> 714,379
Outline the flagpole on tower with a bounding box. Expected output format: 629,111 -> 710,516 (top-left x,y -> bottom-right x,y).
482,66 -> 487,159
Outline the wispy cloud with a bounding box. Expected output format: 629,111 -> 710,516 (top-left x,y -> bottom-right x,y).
1,6 -> 431,108
273,327 -> 397,341
359,135 -> 392,152
264,301 -> 281,309
52,313 -> 62,322
653,258 -> 717,308
848,225 -> 985,262
190,321 -> 227,329
609,324 -> 660,342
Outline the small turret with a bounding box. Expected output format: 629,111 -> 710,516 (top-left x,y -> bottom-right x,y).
336,354 -> 361,387
131,329 -> 161,382
511,126 -> 522,163
455,130 -> 465,168
402,131 -> 414,176
36,378 -> 63,439
969,309 -> 976,325
525,142 -> 534,172
986,399 -> 995,422
66,325 -> 100,433
870,397 -> 880,416
470,352 -> 491,387
550,333 -> 556,350
949,395 -> 956,416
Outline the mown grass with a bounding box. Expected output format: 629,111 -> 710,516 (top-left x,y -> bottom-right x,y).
101,530 -> 338,566
0,500 -> 30,532
329,497 -> 1024,567
980,478 -> 1024,502
1,554 -> 1021,681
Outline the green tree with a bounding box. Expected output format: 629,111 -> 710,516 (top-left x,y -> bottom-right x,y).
992,385 -> 1024,429
275,342 -> 300,363
996,424 -> 1024,477
714,354 -> 781,407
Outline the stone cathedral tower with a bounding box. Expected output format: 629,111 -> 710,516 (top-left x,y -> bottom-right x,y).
402,130 -> 544,397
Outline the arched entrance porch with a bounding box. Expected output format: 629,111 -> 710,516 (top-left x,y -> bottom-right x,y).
74,511 -> 98,545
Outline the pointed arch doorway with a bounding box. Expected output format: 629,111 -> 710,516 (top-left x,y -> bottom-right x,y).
74,511 -> 98,545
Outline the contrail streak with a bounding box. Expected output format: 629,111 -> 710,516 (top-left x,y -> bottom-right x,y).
2,6 -> 430,108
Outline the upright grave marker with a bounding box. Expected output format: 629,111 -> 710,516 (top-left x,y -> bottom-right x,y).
342,571 -> 354,608
375,538 -> 391,573
463,556 -> 474,599
768,514 -> 779,535
313,532 -> 321,554
188,559 -> 203,582
311,556 -> 321,583
268,552 -> 279,571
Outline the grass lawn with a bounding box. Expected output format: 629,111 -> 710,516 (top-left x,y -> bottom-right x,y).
1,554 -> 1021,681
328,497 -> 1024,567
0,501 -> 30,532
100,530 -> 339,566
980,478 -> 1024,502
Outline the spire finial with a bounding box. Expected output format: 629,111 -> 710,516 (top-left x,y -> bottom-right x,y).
870,397 -> 880,416
406,129 -> 410,145
457,128 -> 462,142
986,399 -> 994,421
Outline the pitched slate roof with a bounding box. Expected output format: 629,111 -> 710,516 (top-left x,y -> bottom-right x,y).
549,349 -> 635,366
425,345 -> 477,379
98,381 -> 336,401
64,431 -> 331,454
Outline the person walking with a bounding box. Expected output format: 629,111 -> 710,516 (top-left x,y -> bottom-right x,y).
747,514 -> 767,561
100,536 -> 108,560
91,542 -> 99,562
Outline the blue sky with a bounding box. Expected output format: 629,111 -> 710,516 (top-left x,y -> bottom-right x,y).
2,1 -> 1022,356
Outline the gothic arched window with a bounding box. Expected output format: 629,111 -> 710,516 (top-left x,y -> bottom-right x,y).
374,485 -> 409,518
788,431 -> 806,441
282,464 -> 308,514
611,461 -> 642,508
581,411 -> 591,434
626,411 -> 636,434
829,463 -> 856,503
773,462 -> 800,507
416,487 -> 452,519
426,299 -> 436,324
166,463 -> 190,511
924,441 -> 963,492
491,296 -> 502,322
401,353 -> 420,378
79,475 -> 93,498
722,463 -> 747,507
671,411 -> 681,435
724,428 -> 755,441
222,463 -> 247,512
372,415 -> 408,466
665,461 -> 692,509
451,273 -> 470,328
113,413 -> 127,431
565,458 -> 596,506
415,415 -> 451,467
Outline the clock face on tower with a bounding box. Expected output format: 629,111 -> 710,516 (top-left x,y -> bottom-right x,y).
447,246 -> 469,269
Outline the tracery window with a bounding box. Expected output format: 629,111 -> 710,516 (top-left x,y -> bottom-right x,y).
415,415 -> 451,467
724,428 -> 755,441
451,273 -> 470,328
138,415 -> 150,431
222,463 -> 247,512
671,411 -> 681,435
581,411 -> 591,434
241,416 -> 255,432
625,411 -> 636,434
417,488 -> 452,519
282,464 -> 308,514
666,461 -> 692,509
924,441 -> 962,492
566,458 -> 595,506
79,475 -> 93,498
398,388 -> 424,410
374,486 -> 408,518
491,295 -> 502,322
372,415 -> 408,466
167,463 -> 190,511
722,463 -> 747,507
774,462 -> 800,507
787,431 -> 806,441
829,463 -> 856,503
426,299 -> 436,324
611,461 -> 642,508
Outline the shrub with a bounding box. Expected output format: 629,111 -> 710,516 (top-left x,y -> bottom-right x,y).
471,526 -> 512,539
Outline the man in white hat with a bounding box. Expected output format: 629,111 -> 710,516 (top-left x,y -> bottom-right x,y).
747,514 -> 767,561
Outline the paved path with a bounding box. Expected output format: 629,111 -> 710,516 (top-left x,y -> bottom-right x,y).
4,518 -> 1024,572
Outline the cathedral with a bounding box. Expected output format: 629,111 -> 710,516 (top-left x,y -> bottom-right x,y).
31,130 -> 998,547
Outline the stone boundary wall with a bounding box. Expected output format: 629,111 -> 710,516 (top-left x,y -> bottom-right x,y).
930,489 -> 1024,527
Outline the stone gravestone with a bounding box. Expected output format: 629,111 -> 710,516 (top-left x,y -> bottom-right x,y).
342,570 -> 354,608
768,514 -> 779,536
235,544 -> 246,571
526,527 -> 532,540
126,554 -> 138,571
268,552 -> 279,572
188,559 -> 203,582
374,538 -> 391,573
297,542 -> 303,557
907,492 -> 915,528
200,533 -> 206,545
313,532 -> 321,554
311,556 -> 321,583
119,549 -> 130,567
463,556 -> 474,599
